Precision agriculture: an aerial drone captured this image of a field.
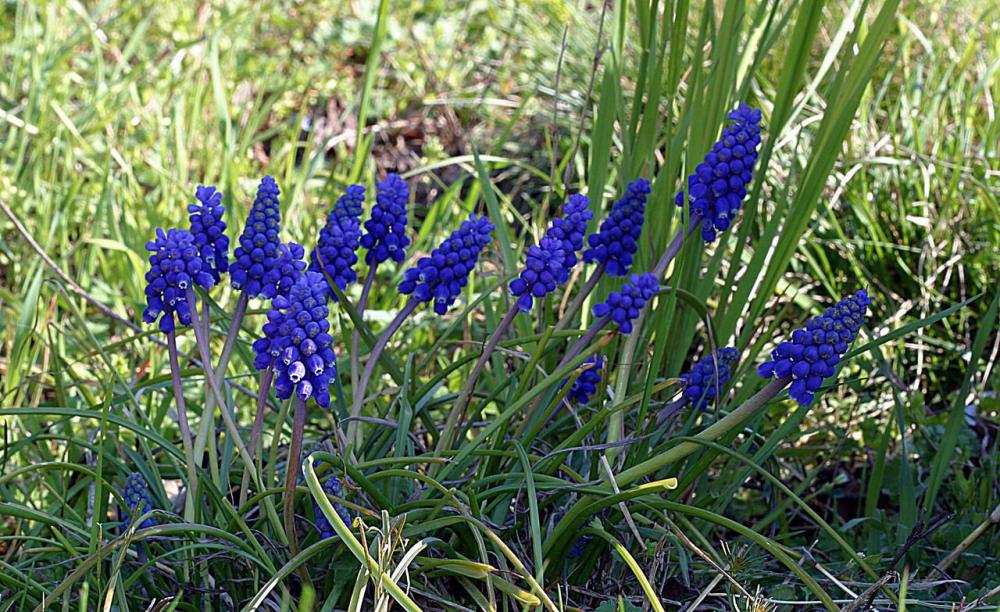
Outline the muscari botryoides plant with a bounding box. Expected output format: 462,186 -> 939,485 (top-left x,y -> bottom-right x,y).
135,104 -> 873,601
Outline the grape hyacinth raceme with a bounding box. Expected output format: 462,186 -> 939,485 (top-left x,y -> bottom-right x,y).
592,272 -> 659,334
675,103 -> 763,243
314,474 -> 351,540
567,355 -> 604,404
274,242 -> 308,300
758,290 -> 871,406
361,173 -> 410,265
143,228 -> 214,333
399,214 -> 495,315
122,472 -> 157,529
680,347 -> 739,410
583,178 -> 650,276
231,176 -> 283,298
253,271 -> 337,407
310,184 -> 365,296
187,185 -> 229,285
510,194 -> 592,312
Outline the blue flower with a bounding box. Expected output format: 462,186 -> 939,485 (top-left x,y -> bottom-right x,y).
566,355 -> 603,404
314,474 -> 351,539
310,185 -> 365,297
680,347 -> 739,410
675,104 -> 763,243
361,173 -> 410,265
252,271 -> 337,407
275,242 -> 308,300
231,177 -> 283,299
187,185 -> 229,285
399,214 -> 495,315
757,290 -> 871,406
510,194 -> 593,312
552,511 -> 591,559
583,178 -> 650,277
122,472 -> 157,529
143,228 -> 214,333
592,272 -> 659,334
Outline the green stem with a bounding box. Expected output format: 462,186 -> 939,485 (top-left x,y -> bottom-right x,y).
615,376 -> 791,487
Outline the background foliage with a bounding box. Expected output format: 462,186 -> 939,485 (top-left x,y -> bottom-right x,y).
1,0 -> 999,609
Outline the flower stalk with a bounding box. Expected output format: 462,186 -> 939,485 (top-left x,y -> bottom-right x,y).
165,331 -> 199,523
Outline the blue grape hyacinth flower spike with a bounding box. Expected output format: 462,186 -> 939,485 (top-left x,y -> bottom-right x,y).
253,270 -> 337,407
675,103 -> 763,243
122,472 -> 157,529
510,194 -> 592,312
758,289 -> 871,406
680,347 -> 739,410
398,214 -> 495,315
143,228 -> 214,333
314,474 -> 351,539
187,184 -> 229,285
592,272 -> 659,334
310,184 -> 365,297
583,177 -> 650,277
361,173 -> 410,265
566,355 -> 603,404
231,176 -> 283,299
274,242 -> 308,300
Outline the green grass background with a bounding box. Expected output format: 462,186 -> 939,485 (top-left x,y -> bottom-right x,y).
1,0 -> 999,609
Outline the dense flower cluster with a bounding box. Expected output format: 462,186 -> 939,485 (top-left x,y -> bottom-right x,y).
567,355 -> 604,404
231,177 -> 283,298
399,214 -> 495,315
310,185 -> 365,295
314,474 -> 351,540
122,472 -> 157,529
583,178 -> 650,276
143,228 -> 213,333
187,185 -> 229,285
510,194 -> 593,312
361,173 -> 410,265
758,290 -> 871,405
274,242 -> 308,300
253,271 -> 337,407
680,347 -> 739,410
592,272 -> 659,334
675,104 -> 763,242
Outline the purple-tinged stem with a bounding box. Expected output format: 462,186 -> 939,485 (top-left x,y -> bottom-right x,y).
557,315 -> 612,372
652,215 -> 701,278
284,396 -> 307,557
351,264 -> 378,393
521,315 -> 612,424
437,304 -> 520,454
654,396 -> 689,427
166,330 -> 199,522
348,298 -> 418,447
185,288 -> 262,493
556,262 -> 606,332
239,366 -> 274,508
193,292 -> 249,485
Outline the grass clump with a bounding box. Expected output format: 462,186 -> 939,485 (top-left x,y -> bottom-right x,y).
1,0 -> 999,609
